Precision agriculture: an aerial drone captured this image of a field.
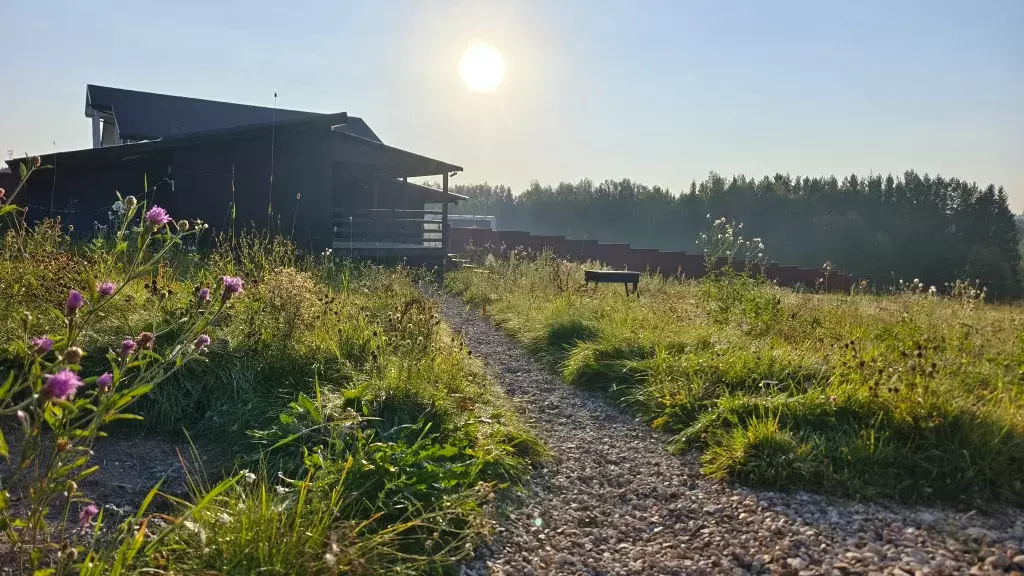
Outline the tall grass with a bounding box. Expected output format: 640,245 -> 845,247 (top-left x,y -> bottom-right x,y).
1,193 -> 542,573
447,249 -> 1024,505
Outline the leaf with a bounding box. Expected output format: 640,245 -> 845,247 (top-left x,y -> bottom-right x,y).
0,371 -> 14,399
73,465 -> 100,482
19,162 -> 27,181
0,205 -> 17,217
0,430 -> 7,458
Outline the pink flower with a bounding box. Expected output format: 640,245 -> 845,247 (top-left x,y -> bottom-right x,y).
193,334 -> 211,352
30,156 -> 41,168
98,282 -> 116,298
219,276 -> 244,301
197,287 -> 211,304
145,205 -> 172,228
30,336 -> 54,356
66,290 -> 85,315
97,372 -> 113,393
120,338 -> 137,358
79,504 -> 99,530
43,369 -> 84,400
0,188 -> 5,200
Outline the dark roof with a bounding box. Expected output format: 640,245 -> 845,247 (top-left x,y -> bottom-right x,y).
85,84 -> 381,143
394,179 -> 468,203
331,129 -> 463,177
7,113 -> 350,167
5,113 -> 462,181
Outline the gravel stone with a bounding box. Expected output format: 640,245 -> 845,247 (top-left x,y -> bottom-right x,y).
436,293 -> 1023,576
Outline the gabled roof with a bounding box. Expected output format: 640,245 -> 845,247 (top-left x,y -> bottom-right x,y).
85,84 -> 381,143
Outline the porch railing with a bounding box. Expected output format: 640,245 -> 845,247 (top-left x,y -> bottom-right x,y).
332,208 -> 443,247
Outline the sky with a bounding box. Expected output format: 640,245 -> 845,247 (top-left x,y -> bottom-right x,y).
2,0 -> 1022,207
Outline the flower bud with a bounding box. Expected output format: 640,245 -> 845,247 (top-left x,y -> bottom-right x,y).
30,156 -> 42,168
124,196 -> 138,210
136,331 -> 155,350
177,219 -> 190,231
64,347 -> 84,364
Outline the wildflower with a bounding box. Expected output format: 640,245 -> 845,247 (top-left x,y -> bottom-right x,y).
0,188 -> 5,200
219,276 -> 244,301
124,196 -> 138,210
241,470 -> 256,484
193,334 -> 211,352
64,347 -> 84,364
324,553 -> 337,567
928,286 -> 937,296
135,331 -> 155,350
111,200 -> 126,215
829,395 -> 838,403
97,372 -> 113,393
76,503 -> 99,531
30,156 -> 41,168
197,287 -> 211,304
177,219 -> 189,231
145,205 -> 172,228
98,282 -> 116,298
43,369 -> 84,400
16,410 -> 29,428
31,336 -> 54,355
275,485 -> 289,495
120,338 -> 137,358
66,290 -> 85,315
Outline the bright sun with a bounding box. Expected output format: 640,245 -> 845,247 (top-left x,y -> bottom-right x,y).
459,41 -> 505,93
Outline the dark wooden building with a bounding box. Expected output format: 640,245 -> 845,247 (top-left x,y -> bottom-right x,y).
7,85 -> 464,260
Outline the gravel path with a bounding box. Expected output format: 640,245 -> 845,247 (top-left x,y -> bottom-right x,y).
438,295 -> 1024,576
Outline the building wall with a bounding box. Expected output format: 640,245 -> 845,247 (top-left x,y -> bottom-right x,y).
15,153 -> 172,235
167,125 -> 332,251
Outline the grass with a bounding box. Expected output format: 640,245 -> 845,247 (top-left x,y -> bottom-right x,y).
446,250 -> 1024,506
1,217 -> 544,574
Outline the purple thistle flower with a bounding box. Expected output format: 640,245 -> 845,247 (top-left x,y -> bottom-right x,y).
79,504 -> 99,531
43,369 -> 84,400
30,336 -> 54,356
66,290 -> 85,315
120,338 -> 137,359
198,287 -> 211,304
145,205 -> 172,228
97,372 -> 113,393
193,334 -> 211,352
219,276 -> 244,301
98,282 -> 116,298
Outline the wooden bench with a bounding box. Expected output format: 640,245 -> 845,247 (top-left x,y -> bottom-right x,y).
584,269 -> 641,297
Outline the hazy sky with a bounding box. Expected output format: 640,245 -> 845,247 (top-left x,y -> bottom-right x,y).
2,1 -> 1022,206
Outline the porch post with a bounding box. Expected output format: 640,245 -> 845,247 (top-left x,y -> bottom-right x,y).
441,172 -> 449,251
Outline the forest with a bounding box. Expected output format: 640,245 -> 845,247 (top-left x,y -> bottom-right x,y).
447,171 -> 1021,297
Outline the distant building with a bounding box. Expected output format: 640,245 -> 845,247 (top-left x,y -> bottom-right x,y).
8,85 -> 465,260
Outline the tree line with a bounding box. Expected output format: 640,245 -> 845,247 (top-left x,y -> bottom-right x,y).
446,171 -> 1021,297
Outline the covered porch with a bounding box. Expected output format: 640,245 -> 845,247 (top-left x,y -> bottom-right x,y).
330,130 -> 465,262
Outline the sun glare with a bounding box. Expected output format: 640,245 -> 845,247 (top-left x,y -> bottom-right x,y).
459,41 -> 505,93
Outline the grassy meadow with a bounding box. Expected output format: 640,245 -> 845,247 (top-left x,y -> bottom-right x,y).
0,193 -> 542,573
447,250 -> 1024,506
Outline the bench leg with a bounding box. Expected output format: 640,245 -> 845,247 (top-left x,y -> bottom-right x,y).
624,283 -> 629,297
633,282 -> 639,298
